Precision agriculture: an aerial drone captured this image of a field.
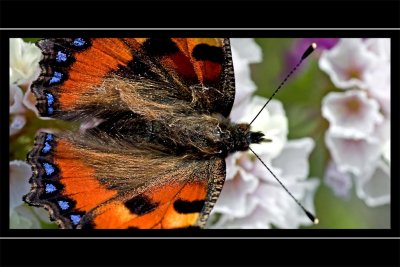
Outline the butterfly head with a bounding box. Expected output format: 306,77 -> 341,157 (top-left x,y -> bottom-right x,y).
246,131 -> 267,144
224,123 -> 267,155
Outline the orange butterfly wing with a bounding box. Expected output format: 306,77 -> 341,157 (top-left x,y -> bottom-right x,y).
32,38 -> 234,120
33,38 -> 133,117
91,181 -> 209,229
24,132 -> 225,229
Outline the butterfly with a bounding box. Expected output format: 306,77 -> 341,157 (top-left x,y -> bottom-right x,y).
23,38 -> 266,229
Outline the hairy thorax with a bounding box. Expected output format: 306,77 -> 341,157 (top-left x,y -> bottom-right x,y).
89,77 -> 264,159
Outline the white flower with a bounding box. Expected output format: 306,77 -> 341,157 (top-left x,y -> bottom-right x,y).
230,38 -> 262,107
322,90 -> 383,139
10,115 -> 27,136
364,60 -> 390,115
355,160 -> 390,207
209,96 -> 319,229
9,160 -> 52,229
10,84 -> 25,114
9,84 -> 27,136
319,38 -> 378,90
365,38 -> 390,62
10,38 -> 42,85
270,138 -> 315,182
231,38 -> 262,64
10,160 -> 32,211
211,162 -> 259,218
364,39 -> 390,115
233,96 -> 288,158
383,140 -> 390,164
10,84 -> 28,136
325,129 -> 382,177
324,160 -> 352,198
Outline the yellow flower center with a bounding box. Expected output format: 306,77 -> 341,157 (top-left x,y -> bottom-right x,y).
346,97 -> 361,113
347,67 -> 361,79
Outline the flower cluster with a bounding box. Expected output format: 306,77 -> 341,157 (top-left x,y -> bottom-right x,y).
10,38 -> 42,135
208,39 -> 319,229
9,38 -> 53,228
319,38 -> 390,206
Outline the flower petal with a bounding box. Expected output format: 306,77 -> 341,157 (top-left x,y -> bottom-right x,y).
10,115 -> 27,136
229,38 -> 262,111
231,38 -> 262,64
364,60 -> 390,116
239,96 -> 288,158
254,178 -> 319,228
325,129 -> 382,176
10,84 -> 25,114
212,206 -> 274,229
324,160 -> 352,198
271,138 -> 315,182
365,38 -> 390,62
355,160 -> 390,207
10,160 -> 32,210
10,38 -> 42,85
383,140 -> 390,164
212,170 -> 259,217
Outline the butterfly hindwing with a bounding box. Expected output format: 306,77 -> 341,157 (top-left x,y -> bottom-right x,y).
89,178 -> 217,229
24,131 -> 225,229
24,132 -> 119,228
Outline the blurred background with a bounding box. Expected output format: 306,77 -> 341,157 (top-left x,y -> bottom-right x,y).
252,38 -> 390,229
10,38 -> 390,229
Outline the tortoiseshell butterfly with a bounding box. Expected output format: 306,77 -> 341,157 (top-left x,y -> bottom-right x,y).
23,38 -> 317,229
23,38 -> 269,229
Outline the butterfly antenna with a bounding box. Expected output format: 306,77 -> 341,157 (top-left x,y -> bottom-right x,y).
249,43 -> 317,126
249,147 -> 318,224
